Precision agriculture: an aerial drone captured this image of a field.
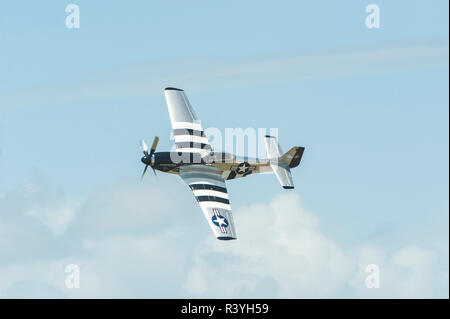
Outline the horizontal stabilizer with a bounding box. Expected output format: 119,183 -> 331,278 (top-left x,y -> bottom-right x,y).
264,135 -> 295,189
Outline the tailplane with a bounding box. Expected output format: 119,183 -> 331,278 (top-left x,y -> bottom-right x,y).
264,135 -> 305,189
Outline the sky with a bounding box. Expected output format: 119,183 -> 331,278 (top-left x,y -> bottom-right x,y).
0,1 -> 448,298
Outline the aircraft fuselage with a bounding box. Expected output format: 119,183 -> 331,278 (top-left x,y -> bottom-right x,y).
141,151 -> 269,177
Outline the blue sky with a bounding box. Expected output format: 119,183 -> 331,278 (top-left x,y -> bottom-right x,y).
0,1 -> 448,298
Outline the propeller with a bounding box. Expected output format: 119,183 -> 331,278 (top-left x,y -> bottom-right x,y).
150,136 -> 159,156
141,140 -> 149,156
141,164 -> 149,179
140,136 -> 159,180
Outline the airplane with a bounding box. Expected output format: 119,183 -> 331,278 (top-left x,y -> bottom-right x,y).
140,87 -> 305,240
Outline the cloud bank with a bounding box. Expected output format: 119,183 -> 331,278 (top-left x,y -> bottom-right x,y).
0,174 -> 448,298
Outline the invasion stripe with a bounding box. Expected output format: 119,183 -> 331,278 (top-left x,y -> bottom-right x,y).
173,129 -> 206,137
174,134 -> 209,144
176,142 -> 211,150
194,190 -> 229,199
196,196 -> 230,205
227,171 -> 237,180
189,184 -> 227,193
189,180 -> 226,188
172,121 -> 203,130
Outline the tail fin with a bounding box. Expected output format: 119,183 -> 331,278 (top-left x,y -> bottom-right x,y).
281,146 -> 305,169
264,136 -> 304,189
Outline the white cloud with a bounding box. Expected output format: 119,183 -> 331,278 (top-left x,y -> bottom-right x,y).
0,177 -> 448,298
184,194 -> 353,298
180,193 -> 448,298
182,197 -> 327,297
348,244 -> 444,298
25,202 -> 77,236
392,246 -> 437,268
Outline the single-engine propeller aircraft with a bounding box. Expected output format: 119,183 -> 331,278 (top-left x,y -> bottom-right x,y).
140,88 -> 305,240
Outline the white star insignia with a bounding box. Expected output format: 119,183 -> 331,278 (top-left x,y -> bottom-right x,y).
215,216 -> 226,226
238,163 -> 249,173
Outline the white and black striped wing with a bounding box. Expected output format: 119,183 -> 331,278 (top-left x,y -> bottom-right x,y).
164,88 -> 212,153
180,165 -> 237,240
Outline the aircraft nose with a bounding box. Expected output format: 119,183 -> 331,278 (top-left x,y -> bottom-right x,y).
141,155 -> 155,166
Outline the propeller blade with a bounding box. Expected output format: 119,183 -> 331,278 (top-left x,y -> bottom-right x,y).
150,136 -> 159,155
141,140 -> 149,155
141,165 -> 149,180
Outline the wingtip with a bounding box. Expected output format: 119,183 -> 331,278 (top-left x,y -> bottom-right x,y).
283,186 -> 295,189
164,87 -> 184,91
217,236 -> 237,241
